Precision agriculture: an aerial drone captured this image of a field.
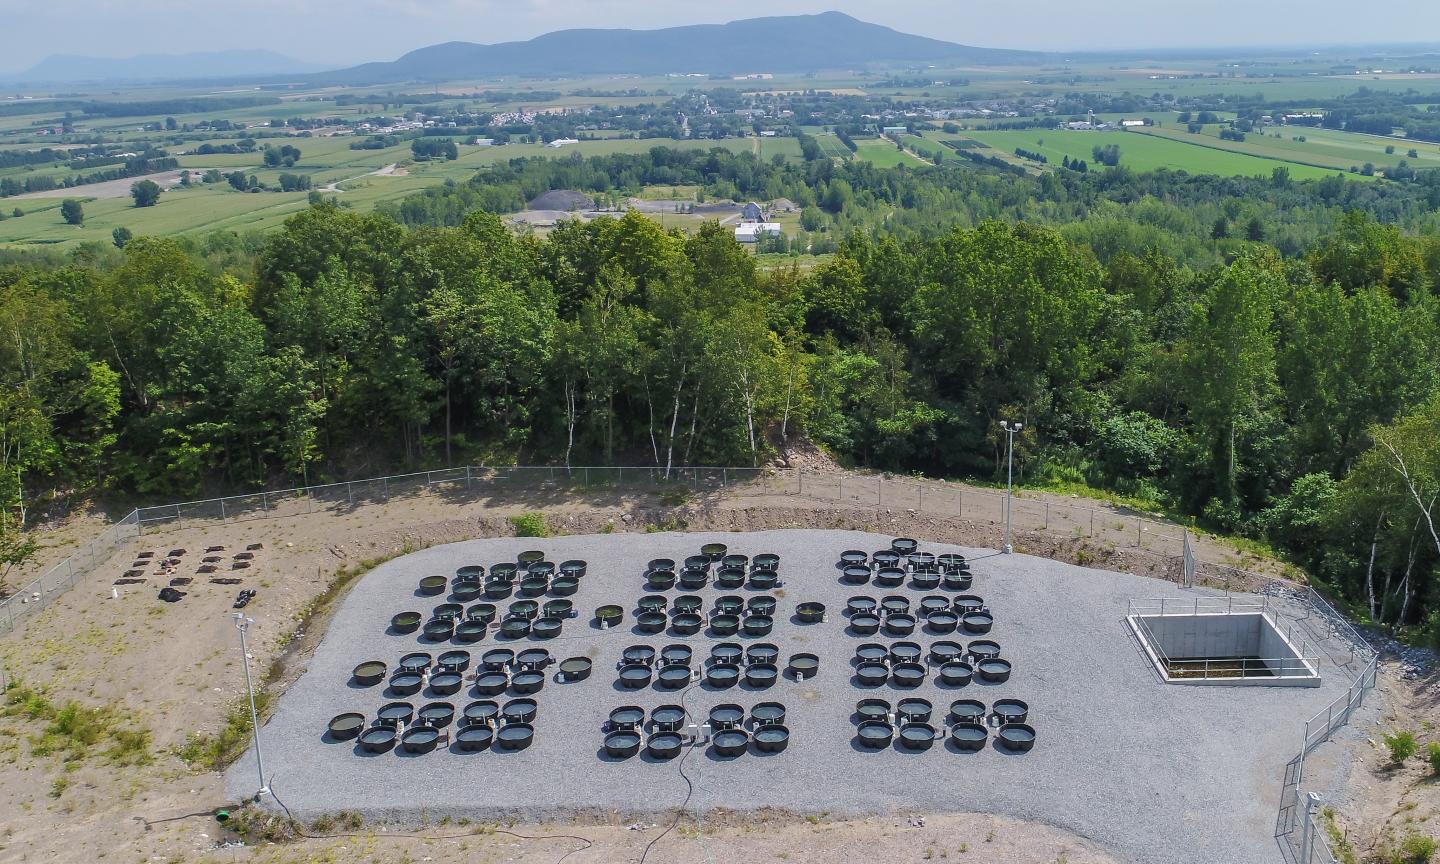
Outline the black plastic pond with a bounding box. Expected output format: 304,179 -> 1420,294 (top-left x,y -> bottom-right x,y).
495,723 -> 534,751
638,595 -> 669,614
992,698 -> 1029,724
950,722 -> 988,751
481,648 -> 514,670
899,722 -> 937,751
752,724 -> 789,753
750,702 -> 786,728
604,730 -> 641,759
857,720 -> 893,749
456,564 -> 483,580
455,620 -> 488,643
671,612 -> 703,635
709,703 -> 745,730
883,613 -> 917,636
651,704 -> 687,732
707,665 -> 739,687
796,601 -> 826,623
595,605 -> 624,627
747,643 -> 780,665
389,673 -> 422,696
912,572 -> 941,590
418,575 -> 447,595
872,550 -> 901,568
940,661 -> 975,687
648,558 -> 676,573
891,662 -> 926,687
499,618 -> 530,639
743,615 -> 774,636
377,701 -> 414,727
475,673 -> 509,696
429,672 -> 463,695
889,642 -> 922,665
391,611 -> 422,634
841,565 -> 872,584
360,726 -> 397,753
437,651 -> 470,673
451,583 -> 482,602
954,595 -> 986,614
491,562 -> 518,580
880,596 -> 911,616
846,596 -> 878,616
328,712 -> 364,740
747,595 -> 778,616
943,573 -> 974,591
559,560 -> 587,578
721,554 -> 748,570
891,538 -> 919,555
352,661 -> 386,686
710,614 -> 740,636
423,618 -> 455,641
856,698 -> 890,723
463,700 -> 500,726
897,698 -> 932,724
849,614 -> 881,635
398,652 -> 432,674
418,702 -> 455,727
745,663 -> 778,688
516,648 -> 551,670
711,643 -> 743,666
608,705 -> 645,731
716,568 -> 746,589
519,575 -> 549,597
840,549 -> 868,566
559,657 -> 592,681
977,658 -> 1012,683
509,599 -> 540,620
658,665 -> 693,689
647,731 -> 683,760
661,644 -> 693,667
511,670 -> 545,694
712,728 -> 749,757
618,664 -> 653,688
645,571 -> 676,591
623,645 -> 657,666
855,643 -> 889,665
684,554 -> 711,572
963,612 -> 994,634
679,569 -> 709,590
856,663 -> 889,686
483,581 -> 514,600
788,653 -> 819,679
532,617 -> 563,639
636,610 -> 667,633
926,610 -> 960,634
967,640 -> 1002,662
457,725 -> 493,751
949,699 -> 986,724
875,568 -> 907,587
749,571 -> 779,590
930,641 -> 964,665
550,576 -> 580,596
998,723 -> 1036,752
752,553 -> 780,571
517,550 -> 544,566
542,599 -> 573,619
528,560 -> 556,578
502,697 -> 538,724
701,542 -> 727,561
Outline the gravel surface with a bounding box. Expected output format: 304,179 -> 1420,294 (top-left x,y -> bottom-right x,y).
232,529 -> 1350,864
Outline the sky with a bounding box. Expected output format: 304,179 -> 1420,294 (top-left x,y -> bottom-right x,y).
3,0 -> 1440,70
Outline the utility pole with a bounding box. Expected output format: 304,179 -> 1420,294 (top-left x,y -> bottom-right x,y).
233,613 -> 269,800
1000,420 -> 1024,554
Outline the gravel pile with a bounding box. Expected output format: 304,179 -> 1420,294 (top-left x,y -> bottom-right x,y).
232,529 -> 1351,864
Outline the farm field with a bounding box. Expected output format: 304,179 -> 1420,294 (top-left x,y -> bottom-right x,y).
1132,124 -> 1440,173
956,129 -> 1350,180
0,136 -> 803,247
852,139 -> 926,168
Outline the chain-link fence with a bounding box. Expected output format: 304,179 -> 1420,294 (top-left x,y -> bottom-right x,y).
0,509 -> 139,637
1276,586 -> 1380,863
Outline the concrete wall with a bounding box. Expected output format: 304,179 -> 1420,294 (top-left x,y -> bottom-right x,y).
1130,612 -> 1320,687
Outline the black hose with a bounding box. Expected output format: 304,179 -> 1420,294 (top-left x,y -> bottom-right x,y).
636,669 -> 701,864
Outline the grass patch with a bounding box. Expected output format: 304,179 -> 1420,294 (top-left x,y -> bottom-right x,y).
508,511 -> 550,538
1,682 -> 152,767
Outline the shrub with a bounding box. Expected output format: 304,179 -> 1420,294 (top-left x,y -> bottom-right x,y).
508,512 -> 549,538
1396,833 -> 1439,864
1426,742 -> 1440,775
1385,730 -> 1418,764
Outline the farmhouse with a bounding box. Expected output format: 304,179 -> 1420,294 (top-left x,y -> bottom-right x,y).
740,202 -> 764,222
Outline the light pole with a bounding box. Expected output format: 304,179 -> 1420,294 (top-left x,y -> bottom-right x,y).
1000,420 -> 1023,554
233,613 -> 268,800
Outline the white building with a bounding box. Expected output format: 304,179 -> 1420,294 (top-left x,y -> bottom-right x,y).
735,223 -> 782,243
546,138 -> 580,148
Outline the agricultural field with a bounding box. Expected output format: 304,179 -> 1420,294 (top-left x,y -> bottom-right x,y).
1131,123 -> 1440,174
852,139 -> 926,168
955,129 -> 1350,180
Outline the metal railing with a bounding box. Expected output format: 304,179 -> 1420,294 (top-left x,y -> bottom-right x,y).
0,509 -> 140,637
1127,596 -> 1321,681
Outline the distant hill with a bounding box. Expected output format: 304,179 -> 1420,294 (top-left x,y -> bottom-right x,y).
321,12 -> 1040,84
12,50 -> 327,83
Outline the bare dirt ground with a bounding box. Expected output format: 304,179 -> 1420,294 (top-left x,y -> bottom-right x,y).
0,466 -> 1394,863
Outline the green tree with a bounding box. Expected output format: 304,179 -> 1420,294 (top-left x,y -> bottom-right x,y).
112,226 -> 132,249
130,180 -> 161,208
60,199 -> 84,226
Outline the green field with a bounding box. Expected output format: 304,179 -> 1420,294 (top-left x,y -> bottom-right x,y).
957,129 -> 1349,180
852,139 -> 924,168
1132,124 -> 1440,174
0,136 -> 804,247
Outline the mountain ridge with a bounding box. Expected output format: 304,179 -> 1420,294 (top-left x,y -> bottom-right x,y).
319,12 -> 1041,83
12,49 -> 327,83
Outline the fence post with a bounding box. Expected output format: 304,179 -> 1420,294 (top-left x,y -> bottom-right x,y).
584,468 -> 589,488
619,466 -> 625,486
465,466 -> 472,490
1044,502 -> 1050,530
347,482 -> 354,505
1137,521 -> 1142,547
838,476 -> 842,501
918,484 -> 923,512
175,504 -> 184,528
721,468 -> 726,487
877,478 -> 882,507
1089,508 -> 1095,536
958,487 -> 962,517
797,468 -> 802,495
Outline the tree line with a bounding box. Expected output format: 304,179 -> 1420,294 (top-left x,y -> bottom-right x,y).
1,153 -> 1440,640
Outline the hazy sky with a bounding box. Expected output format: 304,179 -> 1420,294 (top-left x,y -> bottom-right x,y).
5,0 -> 1440,69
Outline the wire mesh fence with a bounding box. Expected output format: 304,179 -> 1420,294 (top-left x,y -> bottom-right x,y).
0,509 -> 139,638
